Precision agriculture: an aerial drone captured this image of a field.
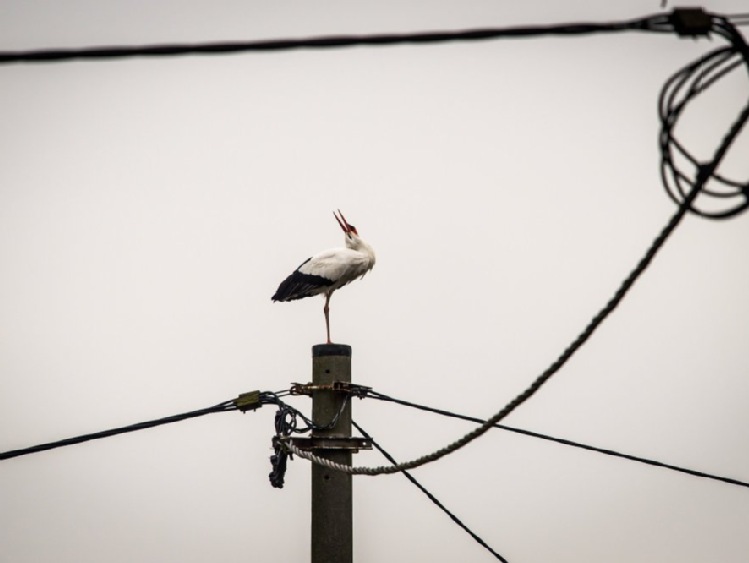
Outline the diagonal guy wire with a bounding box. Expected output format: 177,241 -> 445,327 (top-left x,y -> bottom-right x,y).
353,420 -> 509,562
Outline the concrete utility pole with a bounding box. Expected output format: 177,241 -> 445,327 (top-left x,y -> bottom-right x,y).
289,344 -> 370,563
311,344 -> 353,563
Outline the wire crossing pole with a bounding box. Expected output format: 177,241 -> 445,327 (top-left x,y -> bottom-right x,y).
311,344 -> 353,563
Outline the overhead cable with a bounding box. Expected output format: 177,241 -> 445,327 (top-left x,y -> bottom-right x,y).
0,391 -> 266,462
368,391 -> 749,490
0,9 -> 722,66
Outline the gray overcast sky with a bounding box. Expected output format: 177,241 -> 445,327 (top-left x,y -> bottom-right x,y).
1,2 -> 748,562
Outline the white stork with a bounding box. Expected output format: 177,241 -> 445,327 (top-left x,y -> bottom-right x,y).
272,210 -> 376,344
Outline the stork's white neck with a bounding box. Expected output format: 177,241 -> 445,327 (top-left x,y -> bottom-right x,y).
346,234 -> 376,266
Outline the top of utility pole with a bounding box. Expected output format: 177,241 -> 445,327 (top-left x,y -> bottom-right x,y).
312,343 -> 351,357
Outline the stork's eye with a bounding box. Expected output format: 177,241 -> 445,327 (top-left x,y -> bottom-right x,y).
349,225 -> 358,234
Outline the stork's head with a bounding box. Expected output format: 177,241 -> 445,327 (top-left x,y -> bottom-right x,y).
334,209 -> 375,264
334,209 -> 361,248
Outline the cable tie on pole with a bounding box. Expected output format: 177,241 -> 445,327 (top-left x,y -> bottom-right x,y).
670,8 -> 713,37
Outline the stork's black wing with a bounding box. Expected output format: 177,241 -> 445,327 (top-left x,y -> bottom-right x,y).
271,258 -> 335,302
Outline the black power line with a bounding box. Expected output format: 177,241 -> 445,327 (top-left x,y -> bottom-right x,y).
0,9 -> 718,66
0,391 -> 267,462
367,391 -> 749,490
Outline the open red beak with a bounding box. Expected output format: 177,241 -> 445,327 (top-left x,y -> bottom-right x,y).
333,209 -> 351,233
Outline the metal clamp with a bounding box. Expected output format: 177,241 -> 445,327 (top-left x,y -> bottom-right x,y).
290,381 -> 371,397
289,435 -> 373,452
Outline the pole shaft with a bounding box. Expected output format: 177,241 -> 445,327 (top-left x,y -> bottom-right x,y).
311,344 -> 352,563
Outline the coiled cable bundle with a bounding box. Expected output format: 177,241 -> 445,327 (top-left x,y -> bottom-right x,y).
659,15 -> 749,219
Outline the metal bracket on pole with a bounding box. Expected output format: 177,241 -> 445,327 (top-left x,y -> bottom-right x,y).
290,436 -> 372,452
290,381 -> 371,397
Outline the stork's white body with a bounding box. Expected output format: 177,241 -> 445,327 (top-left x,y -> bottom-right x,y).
299,247 -> 375,293
272,211 -> 375,343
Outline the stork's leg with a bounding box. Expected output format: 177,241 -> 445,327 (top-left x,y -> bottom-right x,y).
324,292 -> 332,344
